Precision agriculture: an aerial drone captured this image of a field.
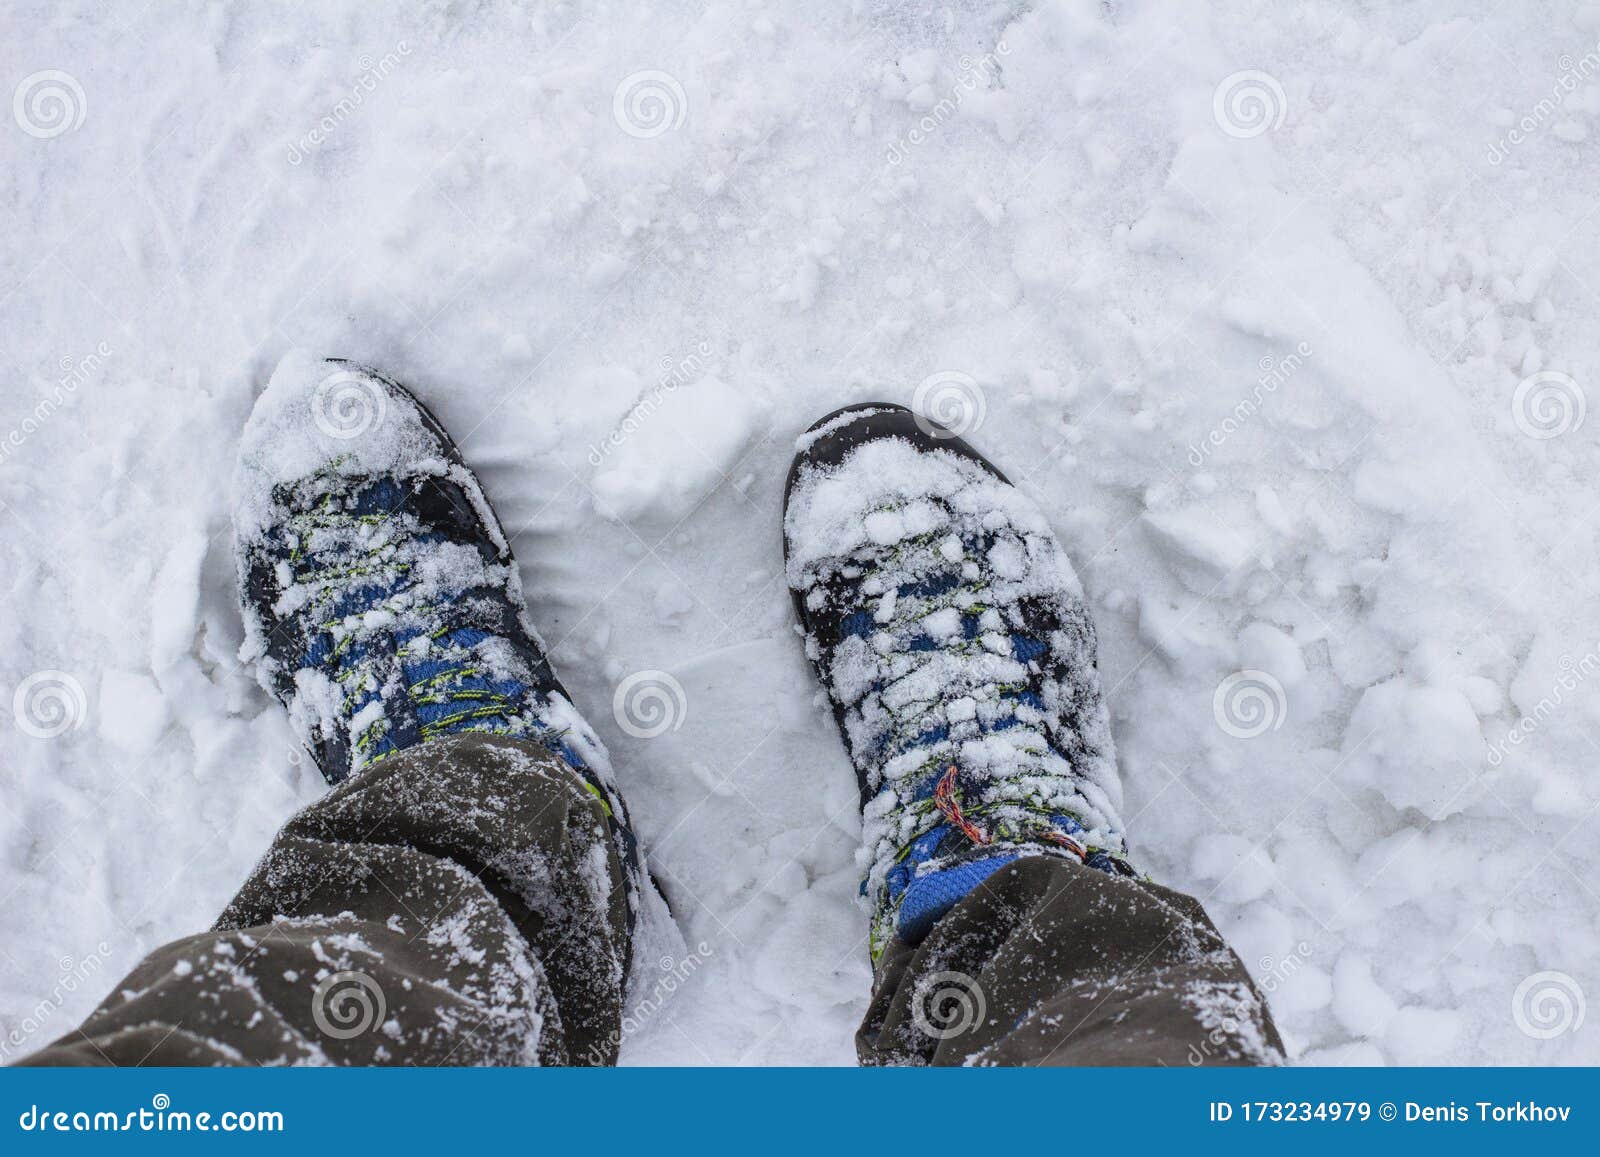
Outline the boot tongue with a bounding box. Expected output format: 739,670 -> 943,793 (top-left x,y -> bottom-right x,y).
880,762 -> 1111,949
878,764 -> 1010,946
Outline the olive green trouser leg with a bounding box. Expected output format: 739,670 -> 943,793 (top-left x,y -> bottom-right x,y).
21,735 -> 631,1067
859,854 -> 1285,1066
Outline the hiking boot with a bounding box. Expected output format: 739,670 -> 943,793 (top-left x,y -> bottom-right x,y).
783,403 -> 1134,959
234,354 -> 638,869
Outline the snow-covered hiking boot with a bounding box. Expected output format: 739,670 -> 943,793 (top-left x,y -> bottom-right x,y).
783,403 -> 1136,960
234,355 -> 639,868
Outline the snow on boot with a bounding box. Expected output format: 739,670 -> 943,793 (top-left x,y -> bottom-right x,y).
234,354 -> 640,875
783,403 -> 1135,960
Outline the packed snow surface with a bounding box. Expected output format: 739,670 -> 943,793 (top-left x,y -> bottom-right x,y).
4,0 -> 1599,1065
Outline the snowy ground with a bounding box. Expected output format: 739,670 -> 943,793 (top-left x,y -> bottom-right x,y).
4,0 -> 1600,1065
